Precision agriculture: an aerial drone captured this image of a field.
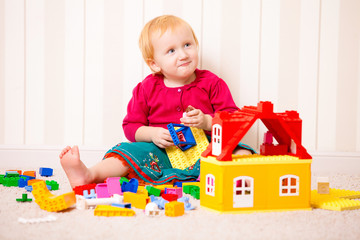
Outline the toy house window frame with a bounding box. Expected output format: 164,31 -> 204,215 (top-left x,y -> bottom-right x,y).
279,175 -> 299,196
205,174 -> 215,196
212,124 -> 222,156
233,176 -> 254,208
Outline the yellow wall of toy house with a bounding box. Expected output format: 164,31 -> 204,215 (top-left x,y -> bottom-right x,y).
200,156 -> 312,212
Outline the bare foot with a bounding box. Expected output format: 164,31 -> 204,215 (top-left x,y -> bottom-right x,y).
59,146 -> 94,189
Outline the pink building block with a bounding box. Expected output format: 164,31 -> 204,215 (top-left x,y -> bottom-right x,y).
166,188 -> 183,199
95,183 -> 110,198
107,177 -> 122,196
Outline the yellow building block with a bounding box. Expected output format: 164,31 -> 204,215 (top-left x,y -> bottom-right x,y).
94,205 -> 135,217
166,127 -> 209,170
123,192 -> 150,209
311,188 -> 360,211
32,181 -> 76,212
136,186 -> 149,196
165,201 -> 185,217
154,184 -> 173,191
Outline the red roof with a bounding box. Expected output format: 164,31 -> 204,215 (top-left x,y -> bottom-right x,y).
202,101 -> 312,161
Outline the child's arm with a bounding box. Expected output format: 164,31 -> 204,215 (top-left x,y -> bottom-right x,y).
180,106 -> 213,131
135,126 -> 175,149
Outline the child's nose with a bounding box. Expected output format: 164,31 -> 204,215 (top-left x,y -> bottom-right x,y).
178,49 -> 188,59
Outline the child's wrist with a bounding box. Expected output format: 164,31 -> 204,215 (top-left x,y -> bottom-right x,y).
205,114 -> 213,131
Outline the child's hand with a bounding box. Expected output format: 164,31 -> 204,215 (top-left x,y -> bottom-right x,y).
151,127 -> 175,149
180,105 -> 212,131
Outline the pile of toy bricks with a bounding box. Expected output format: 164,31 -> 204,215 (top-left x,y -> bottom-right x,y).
0,168 -> 68,209
73,177 -> 200,217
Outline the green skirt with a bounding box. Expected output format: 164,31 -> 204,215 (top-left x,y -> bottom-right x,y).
103,142 -> 200,185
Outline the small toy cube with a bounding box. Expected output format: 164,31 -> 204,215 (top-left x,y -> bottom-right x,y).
121,178 -> 139,193
123,192 -> 150,209
145,202 -> 160,217
83,189 -> 96,199
39,167 -> 53,177
73,183 -> 97,195
96,183 -> 110,198
23,171 -> 36,178
317,177 -> 330,194
107,177 -> 122,196
46,180 -> 59,191
166,187 -> 183,199
191,186 -> 200,199
146,186 -> 161,196
162,193 -> 178,202
165,201 -> 184,217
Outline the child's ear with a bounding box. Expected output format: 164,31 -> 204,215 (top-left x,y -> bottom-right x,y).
147,59 -> 161,73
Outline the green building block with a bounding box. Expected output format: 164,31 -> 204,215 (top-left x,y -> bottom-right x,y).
0,175 -> 4,185
191,186 -> 200,199
3,177 -> 20,187
183,185 -> 197,194
16,193 -> 32,202
5,171 -> 20,178
120,177 -> 129,186
146,186 -> 161,196
46,180 -> 59,191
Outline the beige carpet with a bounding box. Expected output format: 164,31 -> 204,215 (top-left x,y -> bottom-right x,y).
0,166 -> 360,240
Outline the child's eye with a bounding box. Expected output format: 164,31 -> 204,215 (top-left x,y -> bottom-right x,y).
167,49 -> 175,54
185,43 -> 191,48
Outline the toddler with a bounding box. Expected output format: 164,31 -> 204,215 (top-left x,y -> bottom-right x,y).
60,15 -> 254,188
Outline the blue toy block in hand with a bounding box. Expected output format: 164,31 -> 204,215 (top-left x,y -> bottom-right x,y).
167,123 -> 197,151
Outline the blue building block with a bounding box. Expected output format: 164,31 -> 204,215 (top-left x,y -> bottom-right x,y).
39,167 -> 53,177
25,185 -> 33,192
150,195 -> 168,210
173,182 -> 183,188
121,178 -> 139,193
83,189 -> 96,199
178,196 -> 196,210
111,203 -> 132,209
167,123 -> 197,151
20,174 -> 35,182
18,177 -> 27,188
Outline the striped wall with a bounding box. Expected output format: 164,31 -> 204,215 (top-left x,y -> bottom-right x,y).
0,0 -> 360,153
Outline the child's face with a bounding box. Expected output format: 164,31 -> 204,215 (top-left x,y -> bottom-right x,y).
149,25 -> 198,83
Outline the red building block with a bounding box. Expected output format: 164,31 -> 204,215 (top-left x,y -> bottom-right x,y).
73,183 -> 97,196
162,193 -> 178,202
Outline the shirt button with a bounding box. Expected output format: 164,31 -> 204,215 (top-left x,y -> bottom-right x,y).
178,89 -> 181,93
176,106 -> 181,112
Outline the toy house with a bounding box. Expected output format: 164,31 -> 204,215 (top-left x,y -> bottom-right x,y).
200,101 -> 312,213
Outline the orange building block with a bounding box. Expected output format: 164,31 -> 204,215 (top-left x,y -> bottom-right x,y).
28,179 -> 44,186
165,201 -> 184,217
23,171 -> 36,178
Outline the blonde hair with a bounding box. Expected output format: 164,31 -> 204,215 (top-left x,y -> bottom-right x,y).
139,15 -> 199,68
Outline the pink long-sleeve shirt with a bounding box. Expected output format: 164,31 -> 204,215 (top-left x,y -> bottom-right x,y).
122,69 -> 239,142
